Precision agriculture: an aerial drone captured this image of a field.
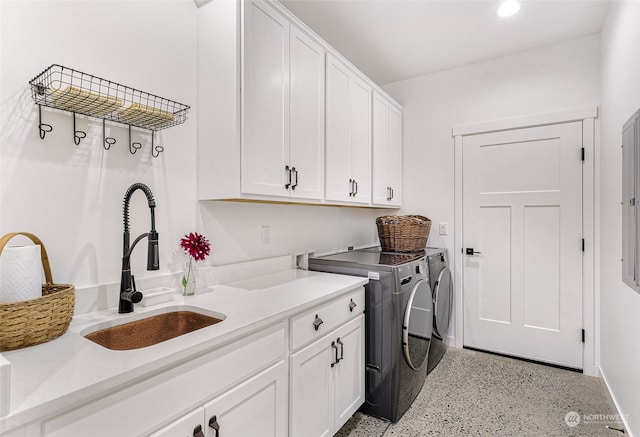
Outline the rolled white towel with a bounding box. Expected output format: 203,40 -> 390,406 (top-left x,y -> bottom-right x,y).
0,245 -> 42,303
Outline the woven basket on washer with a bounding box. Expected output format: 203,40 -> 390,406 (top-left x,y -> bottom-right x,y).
0,232 -> 75,352
376,215 -> 432,253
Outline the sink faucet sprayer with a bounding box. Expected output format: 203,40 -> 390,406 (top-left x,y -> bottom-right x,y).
119,182 -> 159,313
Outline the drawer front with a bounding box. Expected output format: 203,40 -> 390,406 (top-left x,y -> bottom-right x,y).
290,287 -> 364,350
42,323 -> 286,437
147,407 -> 204,437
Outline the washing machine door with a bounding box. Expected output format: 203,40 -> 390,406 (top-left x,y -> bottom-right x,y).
402,279 -> 433,370
433,266 -> 453,339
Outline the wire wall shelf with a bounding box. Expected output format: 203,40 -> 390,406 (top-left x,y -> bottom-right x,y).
29,64 -> 190,157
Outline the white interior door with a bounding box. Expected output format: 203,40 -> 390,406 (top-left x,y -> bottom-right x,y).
462,122 -> 583,369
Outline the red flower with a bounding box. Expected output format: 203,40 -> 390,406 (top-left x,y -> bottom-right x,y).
180,232 -> 211,261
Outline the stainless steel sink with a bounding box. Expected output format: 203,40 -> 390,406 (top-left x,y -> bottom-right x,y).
84,310 -> 224,351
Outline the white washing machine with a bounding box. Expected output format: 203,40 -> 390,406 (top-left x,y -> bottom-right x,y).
426,248 -> 453,375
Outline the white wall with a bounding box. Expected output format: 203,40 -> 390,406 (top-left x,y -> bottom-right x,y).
599,3 -> 640,434
0,0 -> 382,296
383,34 -> 600,342
0,0 -> 199,288
198,201 -> 380,265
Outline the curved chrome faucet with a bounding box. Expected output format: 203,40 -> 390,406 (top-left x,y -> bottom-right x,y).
119,183 -> 159,313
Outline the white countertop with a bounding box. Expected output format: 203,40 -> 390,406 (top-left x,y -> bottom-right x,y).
0,270 -> 367,433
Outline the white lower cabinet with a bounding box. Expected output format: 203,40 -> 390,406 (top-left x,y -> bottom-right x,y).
290,315 -> 365,437
148,407 -> 205,437
22,287 -> 366,437
203,361 -> 288,437
40,324 -> 286,437
148,361 -> 287,437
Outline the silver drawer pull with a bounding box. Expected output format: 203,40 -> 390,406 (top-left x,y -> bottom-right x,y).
313,314 -> 324,331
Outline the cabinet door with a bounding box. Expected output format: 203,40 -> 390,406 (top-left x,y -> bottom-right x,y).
333,315 -> 365,432
148,408 -> 204,437
349,75 -> 372,204
290,335 -> 334,437
289,24 -> 325,200
372,92 -> 390,205
203,361 -> 288,437
242,0 -> 290,197
388,104 -> 402,206
325,55 -> 353,202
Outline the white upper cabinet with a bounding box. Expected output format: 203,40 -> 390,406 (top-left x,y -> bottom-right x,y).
326,55 -> 372,204
242,1 -> 325,200
288,24 -> 326,200
242,0 -> 290,197
198,0 -> 399,207
372,91 -> 402,206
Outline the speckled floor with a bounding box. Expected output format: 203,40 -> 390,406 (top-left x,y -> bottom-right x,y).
335,347 -> 622,437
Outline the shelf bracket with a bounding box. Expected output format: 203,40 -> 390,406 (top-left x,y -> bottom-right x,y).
151,131 -> 164,158
37,105 -> 53,140
102,119 -> 116,150
72,112 -> 87,146
128,125 -> 142,155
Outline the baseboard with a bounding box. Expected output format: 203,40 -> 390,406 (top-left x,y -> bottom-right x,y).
598,366 -> 634,436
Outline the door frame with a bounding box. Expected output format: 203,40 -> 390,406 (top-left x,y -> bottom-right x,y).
452,105 -> 599,376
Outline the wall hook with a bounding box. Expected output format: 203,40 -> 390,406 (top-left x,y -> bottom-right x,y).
128,125 -> 142,155
151,131 -> 164,158
37,105 -> 53,140
72,112 -> 87,145
102,119 -> 116,150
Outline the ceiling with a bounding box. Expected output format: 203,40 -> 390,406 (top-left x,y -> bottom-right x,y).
279,0 -> 611,85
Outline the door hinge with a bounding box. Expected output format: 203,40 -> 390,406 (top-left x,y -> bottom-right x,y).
582,329 -> 585,343
581,147 -> 585,161
582,239 -> 585,252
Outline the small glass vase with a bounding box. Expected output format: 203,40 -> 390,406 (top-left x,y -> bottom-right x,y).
182,258 -> 197,296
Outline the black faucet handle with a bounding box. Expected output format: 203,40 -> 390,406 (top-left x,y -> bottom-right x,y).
131,275 -> 137,292
121,289 -> 143,304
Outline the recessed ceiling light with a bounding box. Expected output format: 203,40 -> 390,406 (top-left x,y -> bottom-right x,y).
496,0 -> 521,18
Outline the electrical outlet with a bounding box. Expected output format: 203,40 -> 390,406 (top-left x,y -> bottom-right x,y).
439,222 -> 448,236
261,225 -> 270,244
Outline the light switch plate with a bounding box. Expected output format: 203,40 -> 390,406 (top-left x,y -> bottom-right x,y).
439,222 -> 448,235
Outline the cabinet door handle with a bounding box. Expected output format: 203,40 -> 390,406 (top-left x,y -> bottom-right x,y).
348,179 -> 354,196
194,425 -> 205,437
387,186 -> 391,201
390,188 -> 394,200
291,167 -> 298,190
331,341 -> 339,367
349,299 -> 357,312
313,314 -> 324,331
285,165 -> 292,189
354,180 -> 358,196
336,337 -> 344,362
209,415 -> 220,437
